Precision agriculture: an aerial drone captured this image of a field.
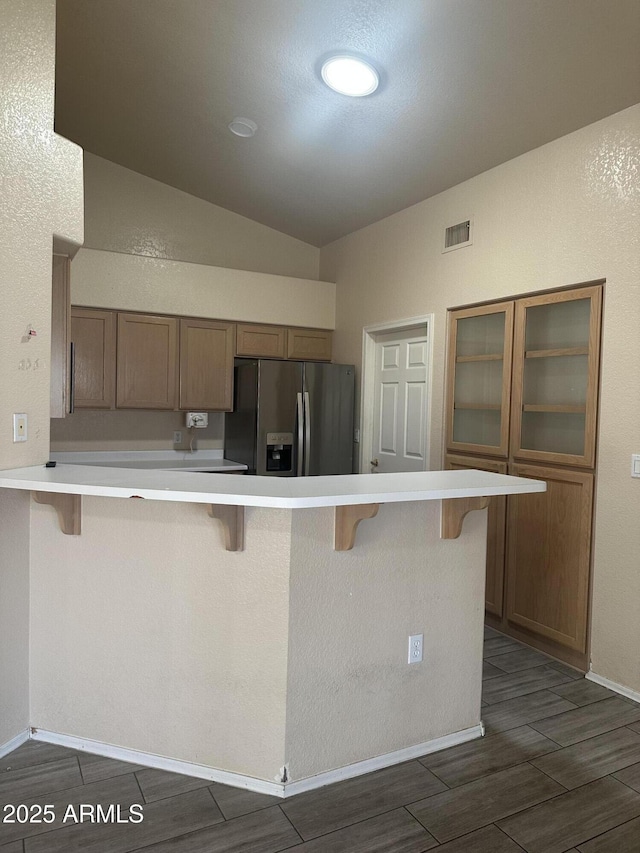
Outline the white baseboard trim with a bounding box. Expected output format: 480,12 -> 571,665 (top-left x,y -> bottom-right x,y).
282,725 -> 483,797
30,728 -> 286,797
31,723 -> 483,798
586,671 -> 640,704
0,729 -> 29,759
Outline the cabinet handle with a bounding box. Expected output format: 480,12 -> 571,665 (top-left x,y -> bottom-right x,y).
68,341 -> 75,414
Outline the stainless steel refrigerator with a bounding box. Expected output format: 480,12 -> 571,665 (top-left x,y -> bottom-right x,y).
224,358 -> 355,476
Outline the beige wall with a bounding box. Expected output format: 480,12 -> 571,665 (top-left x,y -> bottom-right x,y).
0,0 -> 83,747
70,248 -> 335,327
0,3 -> 83,471
30,499 -> 292,780
286,503 -> 485,779
0,491 -> 30,747
321,104 -> 640,694
84,153 -> 320,281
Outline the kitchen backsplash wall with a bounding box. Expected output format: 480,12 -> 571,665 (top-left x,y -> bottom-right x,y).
50,410 -> 224,452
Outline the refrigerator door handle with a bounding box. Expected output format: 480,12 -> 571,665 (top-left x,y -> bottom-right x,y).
304,390 -> 311,476
296,392 -> 304,476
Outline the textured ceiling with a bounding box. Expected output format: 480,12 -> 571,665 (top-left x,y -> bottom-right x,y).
55,0 -> 640,247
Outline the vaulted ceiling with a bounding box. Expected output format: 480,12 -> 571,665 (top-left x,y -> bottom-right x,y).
55,0 -> 640,247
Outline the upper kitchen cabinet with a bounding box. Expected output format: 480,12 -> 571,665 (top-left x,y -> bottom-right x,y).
70,308 -> 116,409
236,323 -> 287,359
445,302 -> 514,457
236,323 -> 333,362
179,318 -> 235,411
287,327 -> 332,362
116,313 -> 178,409
510,286 -> 602,468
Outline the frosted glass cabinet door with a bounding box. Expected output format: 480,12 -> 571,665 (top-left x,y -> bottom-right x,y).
445,303 -> 514,457
511,285 -> 602,468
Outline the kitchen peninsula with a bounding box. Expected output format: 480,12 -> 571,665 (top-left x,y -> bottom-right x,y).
0,466 -> 544,795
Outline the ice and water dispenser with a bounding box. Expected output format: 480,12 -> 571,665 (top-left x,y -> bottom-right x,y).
265,432 -> 293,473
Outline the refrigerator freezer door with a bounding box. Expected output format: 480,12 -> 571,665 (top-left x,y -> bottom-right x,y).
256,360 -> 303,476
303,363 -> 355,475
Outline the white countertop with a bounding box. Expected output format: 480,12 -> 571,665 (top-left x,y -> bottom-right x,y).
49,450 -> 247,473
0,465 -> 546,509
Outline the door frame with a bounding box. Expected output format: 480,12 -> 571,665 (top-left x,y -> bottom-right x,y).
360,314 -> 434,474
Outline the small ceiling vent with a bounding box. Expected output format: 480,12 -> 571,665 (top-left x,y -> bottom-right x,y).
443,219 -> 473,253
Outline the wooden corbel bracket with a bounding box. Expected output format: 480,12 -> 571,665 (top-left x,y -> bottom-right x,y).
334,503 -> 380,551
33,491 -> 82,535
441,496 -> 491,539
208,504 -> 245,551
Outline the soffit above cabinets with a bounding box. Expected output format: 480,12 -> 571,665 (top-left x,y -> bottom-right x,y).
55,0 -> 640,247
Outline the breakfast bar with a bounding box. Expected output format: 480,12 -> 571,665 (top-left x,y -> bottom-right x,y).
0,466 -> 544,795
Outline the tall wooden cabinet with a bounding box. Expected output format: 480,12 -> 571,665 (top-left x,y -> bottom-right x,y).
445,283 -> 602,669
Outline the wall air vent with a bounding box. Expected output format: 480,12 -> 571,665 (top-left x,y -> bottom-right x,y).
443,219 -> 473,253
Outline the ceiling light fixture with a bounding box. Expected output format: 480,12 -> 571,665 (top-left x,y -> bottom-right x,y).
228,117 -> 258,138
320,55 -> 379,97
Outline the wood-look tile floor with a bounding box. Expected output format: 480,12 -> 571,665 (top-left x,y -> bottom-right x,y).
3,628 -> 640,851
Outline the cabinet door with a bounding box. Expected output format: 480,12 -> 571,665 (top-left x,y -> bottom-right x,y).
506,463 -> 593,653
287,328 -> 332,362
445,303 -> 514,457
446,454 -> 507,617
51,256 -> 71,418
179,318 -> 235,411
236,323 -> 286,359
116,313 -> 177,409
510,285 -> 602,468
70,308 -> 116,409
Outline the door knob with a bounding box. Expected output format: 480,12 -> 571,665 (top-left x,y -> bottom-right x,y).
370,458 -> 379,468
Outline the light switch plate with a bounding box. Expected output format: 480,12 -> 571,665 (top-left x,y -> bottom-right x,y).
632,454 -> 640,478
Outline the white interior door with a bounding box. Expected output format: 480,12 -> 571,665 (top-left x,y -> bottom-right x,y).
371,328 -> 429,473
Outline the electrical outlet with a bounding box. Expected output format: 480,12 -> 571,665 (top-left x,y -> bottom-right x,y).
185,412 -> 208,428
173,431 -> 183,445
408,633 -> 423,664
13,413 -> 27,443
